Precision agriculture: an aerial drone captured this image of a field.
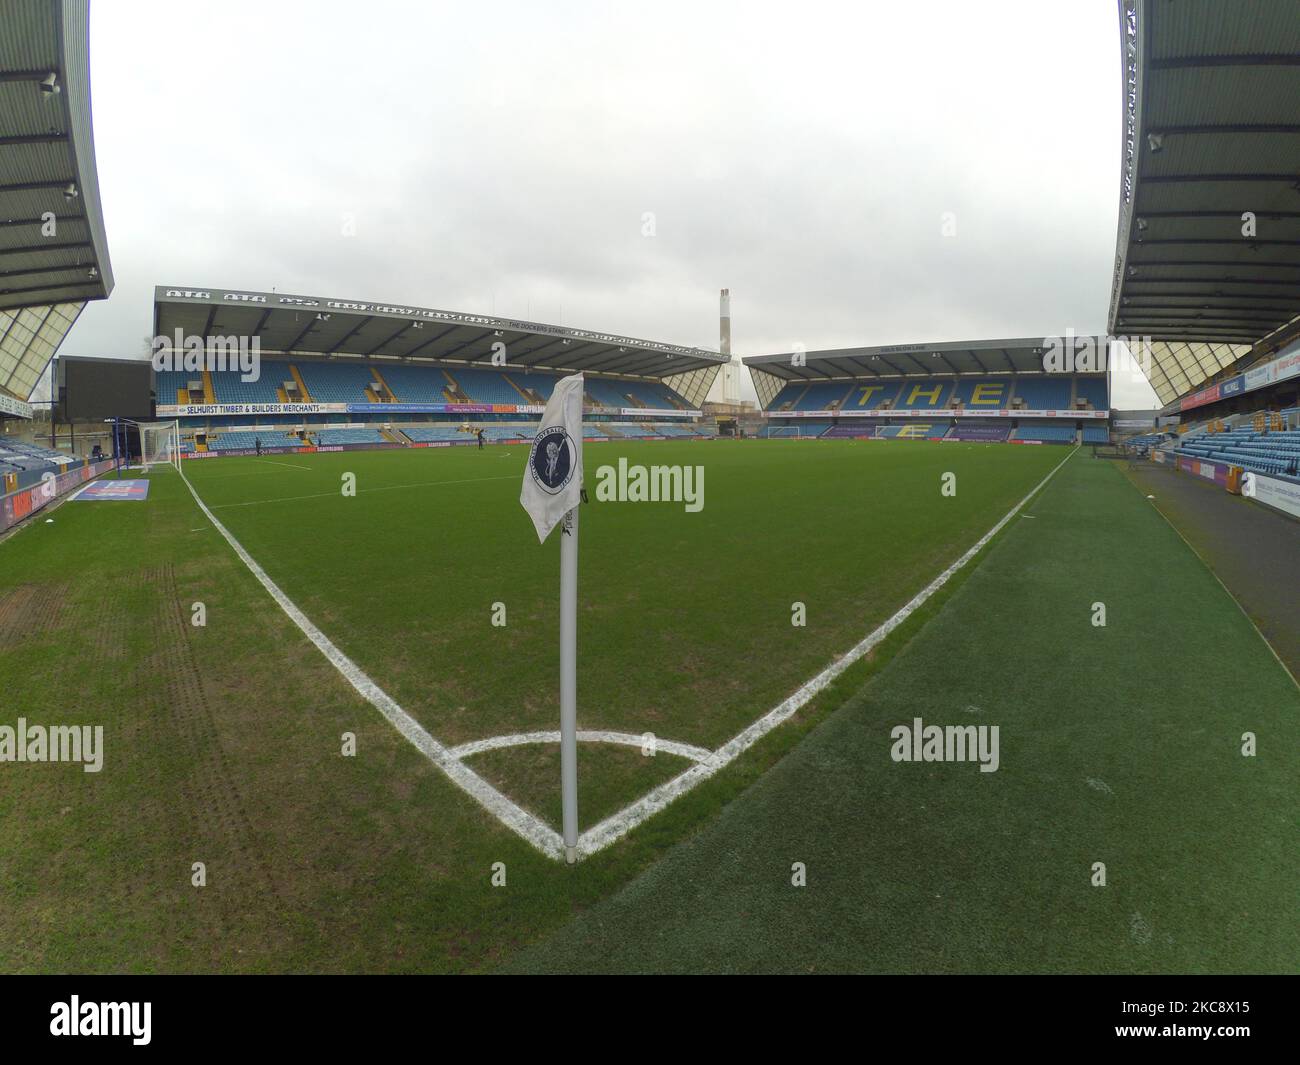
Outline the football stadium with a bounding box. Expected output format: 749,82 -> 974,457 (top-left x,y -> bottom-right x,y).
1,0 -> 1297,1005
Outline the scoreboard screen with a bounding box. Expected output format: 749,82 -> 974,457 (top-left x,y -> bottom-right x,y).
57,357 -> 154,421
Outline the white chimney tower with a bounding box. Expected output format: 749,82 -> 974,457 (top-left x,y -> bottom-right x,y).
719,288 -> 740,404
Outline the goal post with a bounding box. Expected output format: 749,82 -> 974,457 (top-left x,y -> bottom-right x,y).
138,419 -> 182,474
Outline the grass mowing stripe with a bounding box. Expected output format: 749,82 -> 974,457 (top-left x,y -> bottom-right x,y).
507,457 -> 1300,973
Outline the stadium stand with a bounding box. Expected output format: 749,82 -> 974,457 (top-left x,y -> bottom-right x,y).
1013,425 -> 1075,443
483,426 -> 534,442
156,369 -> 201,404
442,368 -> 523,406
1081,426 -> 1110,444
0,440 -> 78,472
757,422 -> 831,438
403,427 -> 467,442
770,382 -> 854,412
315,428 -> 387,446
1074,378 -> 1108,410
296,362 -> 384,403
209,431 -> 287,451
843,381 -> 903,410
949,378 -> 1013,409
211,365 -> 283,404
374,364 -> 448,404
1175,428 -> 1300,477
179,358 -> 694,416
949,424 -> 1012,442
893,381 -> 956,410
1013,377 -> 1071,410
877,424 -> 938,438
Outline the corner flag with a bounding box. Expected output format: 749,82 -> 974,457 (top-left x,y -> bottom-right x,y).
521,373 -> 584,543
520,372 -> 584,862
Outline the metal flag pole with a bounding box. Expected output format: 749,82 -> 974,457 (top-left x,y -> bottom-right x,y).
520,371 -> 585,864
559,504 -> 579,864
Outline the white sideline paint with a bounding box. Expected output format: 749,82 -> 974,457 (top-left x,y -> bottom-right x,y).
257,459 -> 312,470
180,447 -> 1076,861
177,466 -> 567,860
207,473 -> 518,510
450,730 -> 713,764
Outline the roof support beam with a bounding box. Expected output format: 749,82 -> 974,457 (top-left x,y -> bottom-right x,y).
1145,123 -> 1300,136
1135,210 -> 1300,220
1149,54 -> 1300,71
363,321 -> 412,356
1135,238 -> 1300,247
0,213 -> 80,229
404,323 -> 461,358
0,240 -> 91,257
0,179 -> 79,193
440,329 -> 496,360
0,133 -> 68,147
326,316 -> 373,354
1137,173 -> 1298,184
285,315 -> 321,352
0,280 -> 99,299
0,262 -> 90,281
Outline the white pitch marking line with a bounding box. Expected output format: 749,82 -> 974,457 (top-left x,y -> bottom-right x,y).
207,473 -> 518,510
256,458 -> 312,470
575,446 -> 1079,858
180,445 -> 1075,863
450,730 -> 714,764
177,467 -> 566,861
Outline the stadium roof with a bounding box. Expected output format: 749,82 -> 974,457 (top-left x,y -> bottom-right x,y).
1107,0 -> 1300,405
153,285 -> 729,402
743,337 -> 1085,379
742,338 -> 1094,408
0,0 -> 113,404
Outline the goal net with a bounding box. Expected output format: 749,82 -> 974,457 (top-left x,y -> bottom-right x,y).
138,420 -> 181,474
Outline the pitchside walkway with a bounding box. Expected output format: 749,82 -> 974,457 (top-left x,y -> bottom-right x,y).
1122,459 -> 1299,681
507,457 -> 1299,974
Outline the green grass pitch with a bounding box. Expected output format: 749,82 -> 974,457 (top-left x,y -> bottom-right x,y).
1,440 -> 1293,972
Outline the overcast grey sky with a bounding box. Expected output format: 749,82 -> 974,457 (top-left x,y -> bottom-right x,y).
62,0 -> 1158,407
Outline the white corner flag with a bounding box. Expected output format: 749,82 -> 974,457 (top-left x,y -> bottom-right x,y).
521,373 -> 584,543
521,372 -> 584,863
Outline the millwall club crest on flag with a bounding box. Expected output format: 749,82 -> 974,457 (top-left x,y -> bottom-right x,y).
521,373 -> 584,542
